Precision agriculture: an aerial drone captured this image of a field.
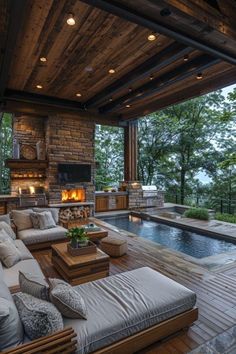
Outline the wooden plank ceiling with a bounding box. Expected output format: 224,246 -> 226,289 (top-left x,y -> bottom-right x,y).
0,0 -> 236,122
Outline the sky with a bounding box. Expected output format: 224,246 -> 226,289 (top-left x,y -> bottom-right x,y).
197,83 -> 236,184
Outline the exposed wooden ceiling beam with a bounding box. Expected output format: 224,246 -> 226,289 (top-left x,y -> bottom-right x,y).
85,42 -> 192,108
99,55 -> 220,113
80,0 -> 236,65
0,0 -> 28,99
121,66 -> 236,121
4,89 -> 86,111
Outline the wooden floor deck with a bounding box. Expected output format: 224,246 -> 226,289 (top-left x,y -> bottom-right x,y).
33,220 -> 236,354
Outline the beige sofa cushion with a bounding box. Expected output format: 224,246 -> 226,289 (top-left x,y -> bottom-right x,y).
3,259 -> 44,287
0,279 -> 23,350
64,267 -> 196,354
11,209 -> 34,231
17,226 -> 67,245
0,239 -> 21,268
0,213 -> 11,225
0,221 -> 16,240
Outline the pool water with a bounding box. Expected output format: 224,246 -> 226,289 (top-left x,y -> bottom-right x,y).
101,215 -> 236,259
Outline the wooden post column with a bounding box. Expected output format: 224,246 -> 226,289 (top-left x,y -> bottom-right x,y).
124,121 -> 138,181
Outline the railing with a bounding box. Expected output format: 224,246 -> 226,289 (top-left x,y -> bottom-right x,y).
164,193 -> 236,214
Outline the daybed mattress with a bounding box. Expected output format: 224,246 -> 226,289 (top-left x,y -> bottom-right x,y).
64,266 -> 196,354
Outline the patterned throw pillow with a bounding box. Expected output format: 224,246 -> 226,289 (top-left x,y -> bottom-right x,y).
0,239 -> 21,268
33,208 -> 59,224
49,278 -> 87,319
13,292 -> 63,340
37,211 -> 56,230
0,221 -> 16,240
30,213 -> 40,229
19,271 -> 50,301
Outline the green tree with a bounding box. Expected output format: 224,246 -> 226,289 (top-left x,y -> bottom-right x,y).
0,113 -> 13,193
138,91 -> 234,204
95,125 -> 124,190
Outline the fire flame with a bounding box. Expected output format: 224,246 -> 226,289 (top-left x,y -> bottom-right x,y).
61,189 -> 85,202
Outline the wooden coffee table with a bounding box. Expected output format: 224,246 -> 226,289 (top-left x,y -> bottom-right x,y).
51,242 -> 110,286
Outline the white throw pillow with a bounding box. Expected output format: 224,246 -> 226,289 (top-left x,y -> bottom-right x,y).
0,239 -> 21,268
0,221 -> 16,240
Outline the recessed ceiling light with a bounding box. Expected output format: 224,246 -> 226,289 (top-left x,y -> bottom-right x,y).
109,97 -> 113,102
149,75 -> 154,80
183,55 -> 189,62
109,69 -> 115,74
148,34 -> 156,41
40,57 -> 47,62
36,85 -> 43,89
67,14 -> 75,26
76,93 -> 82,97
126,104 -> 131,108
129,87 -> 132,92
84,66 -> 93,72
196,73 -> 203,80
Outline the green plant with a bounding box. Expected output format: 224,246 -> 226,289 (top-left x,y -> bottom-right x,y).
184,207 -> 209,221
215,213 -> 236,224
66,227 -> 88,247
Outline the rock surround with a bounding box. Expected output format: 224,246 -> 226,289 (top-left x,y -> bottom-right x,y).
12,114 -> 96,211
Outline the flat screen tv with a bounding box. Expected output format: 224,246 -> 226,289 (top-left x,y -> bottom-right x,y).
58,163 -> 91,184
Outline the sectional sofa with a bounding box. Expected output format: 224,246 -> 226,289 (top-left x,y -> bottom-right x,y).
0,212 -> 198,354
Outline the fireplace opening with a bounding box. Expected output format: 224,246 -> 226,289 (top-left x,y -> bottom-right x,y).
61,189 -> 85,203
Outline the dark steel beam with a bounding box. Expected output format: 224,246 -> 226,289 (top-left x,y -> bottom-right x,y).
4,90 -> 85,111
0,0 -> 28,98
86,43 -> 192,108
99,55 -> 220,113
80,0 -> 236,65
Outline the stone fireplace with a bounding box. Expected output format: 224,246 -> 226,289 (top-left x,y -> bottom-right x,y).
10,113 -> 96,219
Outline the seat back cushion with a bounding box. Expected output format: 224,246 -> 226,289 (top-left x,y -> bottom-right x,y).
0,239 -> 21,268
0,213 -> 11,225
13,292 -> 63,340
33,207 -> 59,224
0,279 -> 23,350
11,209 -> 34,231
0,221 -> 16,240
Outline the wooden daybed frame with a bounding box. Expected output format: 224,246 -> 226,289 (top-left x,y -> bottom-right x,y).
3,308 -> 198,354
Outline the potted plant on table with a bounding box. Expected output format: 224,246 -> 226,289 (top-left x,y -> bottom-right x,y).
66,227 -> 89,248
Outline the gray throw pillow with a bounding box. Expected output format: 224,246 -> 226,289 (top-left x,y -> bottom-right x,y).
13,292 -> 63,340
0,229 -> 14,244
33,208 -> 59,224
30,212 -> 40,229
11,210 -> 33,231
0,221 -> 16,240
37,211 -> 56,230
49,278 -> 87,319
0,239 -> 21,268
19,271 -> 49,301
0,213 -> 11,225
0,297 -> 23,350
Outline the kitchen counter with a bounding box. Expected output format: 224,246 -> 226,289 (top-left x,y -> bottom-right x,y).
0,194 -> 19,201
95,191 -> 128,196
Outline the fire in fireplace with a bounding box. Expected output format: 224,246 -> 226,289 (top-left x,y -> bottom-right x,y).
61,189 -> 85,203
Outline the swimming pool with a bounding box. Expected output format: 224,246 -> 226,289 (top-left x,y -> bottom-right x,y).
101,215 -> 236,259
